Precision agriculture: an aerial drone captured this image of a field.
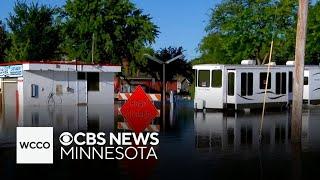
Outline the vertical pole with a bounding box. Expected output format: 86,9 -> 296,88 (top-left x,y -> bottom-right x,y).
162,63 -> 166,130
291,0 -> 308,143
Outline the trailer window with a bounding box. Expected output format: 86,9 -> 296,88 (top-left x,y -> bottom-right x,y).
198,70 -> 210,87
304,76 -> 308,85
241,73 -> 253,96
276,72 -> 286,94
259,73 -> 271,89
289,71 -> 293,93
195,70 -> 198,87
78,72 -> 86,80
212,70 -> 222,87
228,72 -> 234,96
87,72 -> 100,91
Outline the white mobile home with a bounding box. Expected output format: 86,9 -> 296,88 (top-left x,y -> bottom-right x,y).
0,62 -> 121,107
193,60 -> 320,110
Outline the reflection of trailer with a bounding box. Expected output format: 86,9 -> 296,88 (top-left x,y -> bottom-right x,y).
193,60 -> 320,110
194,112 -> 290,150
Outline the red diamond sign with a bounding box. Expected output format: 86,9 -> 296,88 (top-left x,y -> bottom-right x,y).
120,85 -> 159,133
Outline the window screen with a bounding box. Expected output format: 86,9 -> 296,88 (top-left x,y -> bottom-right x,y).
198,70 -> 210,87
212,70 -> 222,87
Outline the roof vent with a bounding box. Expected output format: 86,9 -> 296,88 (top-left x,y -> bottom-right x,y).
241,60 -> 256,65
286,61 -> 295,66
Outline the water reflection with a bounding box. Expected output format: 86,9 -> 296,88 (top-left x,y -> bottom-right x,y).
0,104 -> 115,146
194,109 -> 320,152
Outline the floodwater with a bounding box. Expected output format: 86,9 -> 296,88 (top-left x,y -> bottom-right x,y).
0,101 -> 320,179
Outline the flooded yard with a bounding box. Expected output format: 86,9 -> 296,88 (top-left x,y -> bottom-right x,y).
0,101 -> 320,179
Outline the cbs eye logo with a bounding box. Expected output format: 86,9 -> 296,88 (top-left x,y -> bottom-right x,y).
59,132 -> 73,146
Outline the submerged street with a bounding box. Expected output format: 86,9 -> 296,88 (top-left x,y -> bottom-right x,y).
0,102 -> 319,179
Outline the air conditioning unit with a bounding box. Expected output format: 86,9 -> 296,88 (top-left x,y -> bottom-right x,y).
286,61 -> 295,66
241,60 -> 256,65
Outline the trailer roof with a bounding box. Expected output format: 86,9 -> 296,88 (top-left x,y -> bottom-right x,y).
193,64 -> 320,70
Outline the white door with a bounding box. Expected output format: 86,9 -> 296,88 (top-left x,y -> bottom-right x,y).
78,80 -> 87,105
208,69 -> 223,109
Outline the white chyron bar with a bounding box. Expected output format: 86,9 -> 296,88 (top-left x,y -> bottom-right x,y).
59,132 -> 159,160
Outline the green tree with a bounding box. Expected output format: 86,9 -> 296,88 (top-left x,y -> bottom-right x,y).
0,20 -> 9,62
62,0 -> 158,66
306,1 -> 320,64
199,0 -> 298,65
6,1 -> 61,61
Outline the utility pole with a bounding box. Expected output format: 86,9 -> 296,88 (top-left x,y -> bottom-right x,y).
291,0 -> 308,143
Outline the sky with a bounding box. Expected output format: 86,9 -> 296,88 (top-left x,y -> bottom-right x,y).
0,0 -> 220,60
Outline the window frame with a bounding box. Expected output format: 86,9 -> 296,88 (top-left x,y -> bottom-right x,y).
211,70 -> 222,88
276,72 -> 287,94
259,72 -> 271,89
241,72 -> 253,96
198,70 -> 210,87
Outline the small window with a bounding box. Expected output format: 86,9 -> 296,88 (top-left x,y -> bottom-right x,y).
281,73 -> 286,94
228,72 -> 234,96
87,72 -> 100,91
260,73 -> 271,89
212,70 -> 222,87
78,72 -> 86,80
31,84 -> 39,98
241,73 -> 247,96
198,70 -> 210,87
241,73 -> 253,96
304,77 -> 308,85
276,72 -> 287,94
289,71 -> 293,93
276,73 -> 281,94
248,73 -> 253,96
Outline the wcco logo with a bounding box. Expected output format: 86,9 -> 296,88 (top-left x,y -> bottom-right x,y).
19,141 -> 51,149
16,127 -> 53,164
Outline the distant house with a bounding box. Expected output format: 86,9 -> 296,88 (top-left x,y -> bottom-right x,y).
0,61 -> 121,108
114,77 -> 180,94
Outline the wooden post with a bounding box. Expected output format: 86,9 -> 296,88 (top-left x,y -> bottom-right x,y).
291,0 -> 308,143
